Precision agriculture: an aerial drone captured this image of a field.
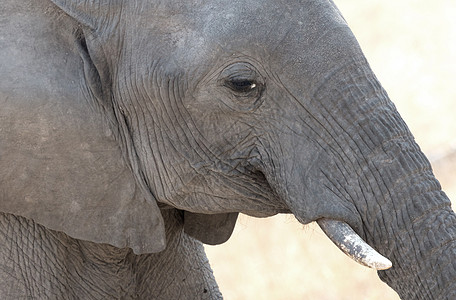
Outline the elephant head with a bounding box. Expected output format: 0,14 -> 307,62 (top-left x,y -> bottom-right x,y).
1,0 -> 455,298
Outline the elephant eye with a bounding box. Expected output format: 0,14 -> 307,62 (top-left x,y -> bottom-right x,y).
220,62 -> 264,98
225,79 -> 258,94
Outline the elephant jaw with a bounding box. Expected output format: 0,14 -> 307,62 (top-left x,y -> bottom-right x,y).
317,218 -> 392,270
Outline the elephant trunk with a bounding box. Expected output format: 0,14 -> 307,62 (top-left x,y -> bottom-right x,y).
272,58 -> 456,298
320,63 -> 456,298
379,195 -> 456,299
365,144 -> 456,298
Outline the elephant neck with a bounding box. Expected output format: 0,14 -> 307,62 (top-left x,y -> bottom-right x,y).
0,211 -> 222,299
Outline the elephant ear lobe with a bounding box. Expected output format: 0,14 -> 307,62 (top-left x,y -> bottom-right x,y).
184,212 -> 239,245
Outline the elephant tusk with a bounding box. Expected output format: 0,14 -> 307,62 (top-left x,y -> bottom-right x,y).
317,218 -> 392,270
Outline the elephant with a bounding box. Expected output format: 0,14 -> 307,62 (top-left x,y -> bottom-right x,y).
1,0 -> 455,299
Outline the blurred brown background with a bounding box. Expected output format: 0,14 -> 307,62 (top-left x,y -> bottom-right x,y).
204,0 -> 456,299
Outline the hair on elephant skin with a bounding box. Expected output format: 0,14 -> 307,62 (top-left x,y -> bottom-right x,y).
0,0 -> 455,299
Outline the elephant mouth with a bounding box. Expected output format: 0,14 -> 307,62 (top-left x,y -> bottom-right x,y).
168,165 -> 392,269
181,207 -> 392,269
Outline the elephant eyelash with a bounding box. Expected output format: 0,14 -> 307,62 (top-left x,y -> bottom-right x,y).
224,79 -> 259,94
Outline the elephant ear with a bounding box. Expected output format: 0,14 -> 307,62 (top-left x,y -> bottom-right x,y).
0,92 -> 166,254
0,100 -> 166,254
0,1 -> 165,254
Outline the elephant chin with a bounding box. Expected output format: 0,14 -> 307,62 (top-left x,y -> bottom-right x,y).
317,218 -> 392,270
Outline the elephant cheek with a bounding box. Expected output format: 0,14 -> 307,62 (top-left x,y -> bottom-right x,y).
262,144 -> 361,229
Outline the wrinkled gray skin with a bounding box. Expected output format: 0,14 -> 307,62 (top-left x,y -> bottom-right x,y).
1,0 -> 455,299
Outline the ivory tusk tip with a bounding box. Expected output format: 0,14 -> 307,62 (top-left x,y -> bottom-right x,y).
365,254 -> 392,270
317,218 -> 393,271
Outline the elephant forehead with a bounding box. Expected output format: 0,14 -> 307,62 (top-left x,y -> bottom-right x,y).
207,3 -> 343,47
131,0 -> 347,70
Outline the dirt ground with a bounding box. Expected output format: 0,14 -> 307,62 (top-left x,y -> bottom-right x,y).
204,1 -> 456,299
